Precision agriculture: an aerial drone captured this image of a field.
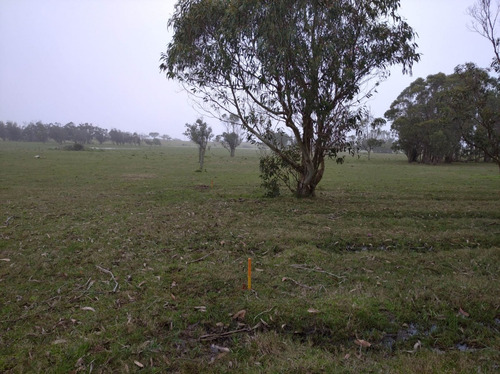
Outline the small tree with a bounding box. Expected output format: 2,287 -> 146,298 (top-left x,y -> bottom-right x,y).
365,138 -> 384,160
184,118 -> 213,170
356,115 -> 386,160
217,114 -> 243,157
149,132 -> 160,139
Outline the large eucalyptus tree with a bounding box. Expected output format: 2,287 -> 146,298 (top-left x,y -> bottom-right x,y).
453,63 -> 500,171
161,0 -> 419,197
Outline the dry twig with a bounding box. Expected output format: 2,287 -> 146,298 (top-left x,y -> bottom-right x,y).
199,325 -> 257,341
281,277 -> 315,289
96,265 -> 119,292
253,306 -> 275,322
186,251 -> 214,265
290,264 -> 345,280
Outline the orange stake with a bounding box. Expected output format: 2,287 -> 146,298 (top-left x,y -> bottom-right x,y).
247,258 -> 252,290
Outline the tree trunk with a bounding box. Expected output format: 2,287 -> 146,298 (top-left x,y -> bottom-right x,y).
199,146 -> 206,170
296,180 -> 317,197
296,159 -> 325,198
230,147 -> 235,157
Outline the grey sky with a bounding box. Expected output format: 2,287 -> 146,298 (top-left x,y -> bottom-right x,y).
0,0 -> 494,139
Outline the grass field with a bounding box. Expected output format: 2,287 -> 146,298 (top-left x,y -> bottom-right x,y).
1,141 -> 499,373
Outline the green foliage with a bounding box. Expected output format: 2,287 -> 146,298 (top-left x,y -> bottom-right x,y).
386,73 -> 463,163
184,118 -> 213,148
452,63 -> 500,170
259,147 -> 300,197
0,120 -> 113,144
108,128 -> 141,145
217,113 -> 243,157
161,0 -> 420,196
353,114 -> 392,158
259,154 -> 282,197
387,64 -> 500,170
184,118 -> 213,170
63,143 -> 85,151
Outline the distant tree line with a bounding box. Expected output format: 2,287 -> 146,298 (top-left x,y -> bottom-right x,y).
386,63 -> 500,170
0,121 -> 170,146
386,0 -> 500,171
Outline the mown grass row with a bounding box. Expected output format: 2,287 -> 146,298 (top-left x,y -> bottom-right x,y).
0,142 -> 499,373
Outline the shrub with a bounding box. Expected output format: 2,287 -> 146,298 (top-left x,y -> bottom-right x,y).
63,143 -> 85,151
259,147 -> 300,197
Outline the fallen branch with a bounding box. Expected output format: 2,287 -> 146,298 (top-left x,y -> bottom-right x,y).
290,264 -> 345,280
253,306 -> 275,322
186,251 -> 214,265
96,265 -> 119,292
281,277 -> 315,289
199,324 -> 259,341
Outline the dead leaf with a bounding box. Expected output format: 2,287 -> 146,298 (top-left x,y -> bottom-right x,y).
405,340 -> 422,353
217,352 -> 228,360
211,344 -> 230,353
194,306 -> 207,312
134,360 -> 144,368
81,306 -> 95,312
137,281 -> 146,288
74,357 -> 84,368
344,353 -> 350,360
354,339 -> 371,348
232,309 -> 246,321
413,340 -> 421,351
170,293 -> 176,300
52,339 -> 67,345
307,308 -> 320,314
0,258 -> 11,262
458,308 -> 470,317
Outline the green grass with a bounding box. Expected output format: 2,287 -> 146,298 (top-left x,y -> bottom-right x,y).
1,141 -> 499,373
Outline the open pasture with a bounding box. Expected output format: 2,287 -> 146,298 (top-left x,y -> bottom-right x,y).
1,142 -> 499,373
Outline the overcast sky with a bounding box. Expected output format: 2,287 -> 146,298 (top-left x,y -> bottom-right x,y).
0,0 -> 494,139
